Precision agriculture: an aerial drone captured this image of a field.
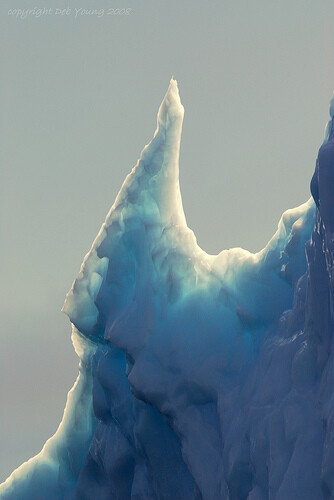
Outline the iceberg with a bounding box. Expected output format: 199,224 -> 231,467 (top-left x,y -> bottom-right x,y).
1,79 -> 334,499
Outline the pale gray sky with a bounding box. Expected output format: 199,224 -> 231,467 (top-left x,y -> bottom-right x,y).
1,0 -> 334,481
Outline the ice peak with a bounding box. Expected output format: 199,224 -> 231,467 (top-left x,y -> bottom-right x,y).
330,93 -> 334,119
61,80 -> 189,338
322,93 -> 334,144
157,78 -> 184,127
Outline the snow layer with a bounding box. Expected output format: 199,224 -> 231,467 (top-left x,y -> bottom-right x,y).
2,79 -> 334,499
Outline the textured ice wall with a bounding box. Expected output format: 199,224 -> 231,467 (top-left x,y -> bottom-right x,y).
1,81 -> 334,499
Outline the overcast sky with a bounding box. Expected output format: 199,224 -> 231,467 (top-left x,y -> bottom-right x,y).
1,0 -> 334,481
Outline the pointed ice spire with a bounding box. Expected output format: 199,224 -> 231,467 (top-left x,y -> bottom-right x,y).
112,77 -> 187,228
323,93 -> 334,144
62,79 -> 190,338
330,94 -> 334,119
